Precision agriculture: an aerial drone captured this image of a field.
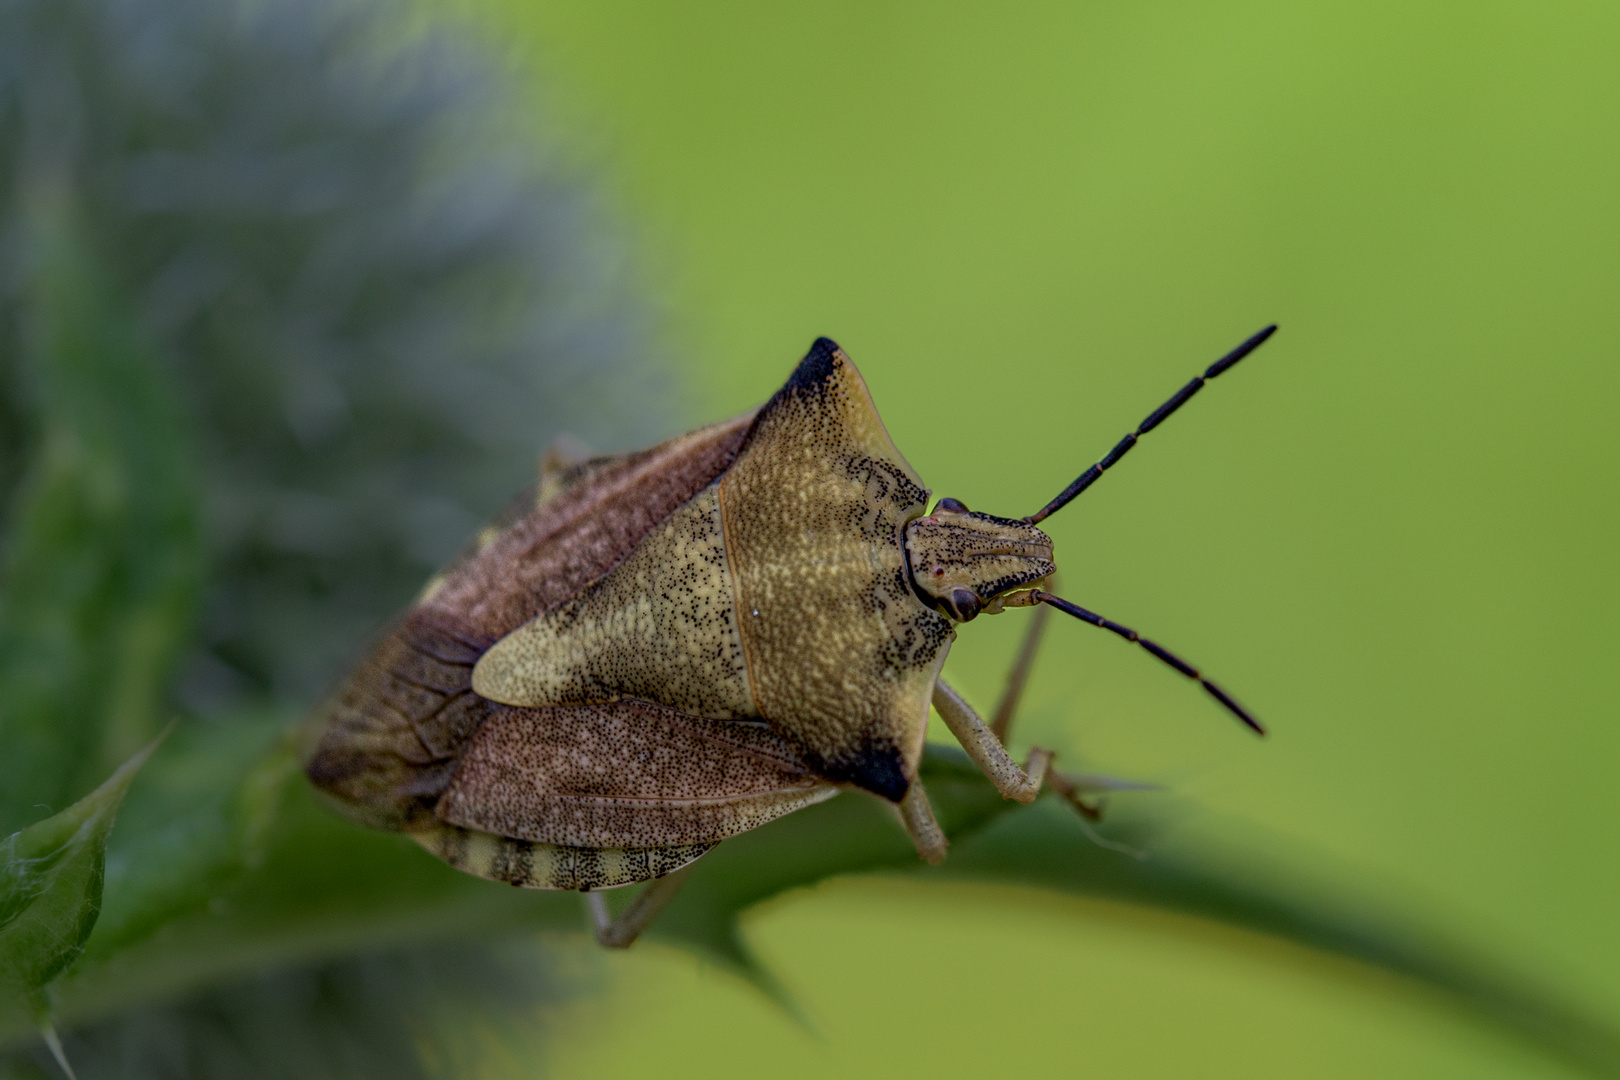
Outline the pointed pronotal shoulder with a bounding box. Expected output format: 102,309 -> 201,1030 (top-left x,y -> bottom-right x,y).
740,336 -> 925,491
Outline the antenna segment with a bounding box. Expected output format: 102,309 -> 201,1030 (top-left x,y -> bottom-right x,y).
1027,324 -> 1277,525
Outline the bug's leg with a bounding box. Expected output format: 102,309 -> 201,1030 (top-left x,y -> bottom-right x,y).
898,775 -> 949,863
1044,767 -> 1104,821
932,679 -> 1053,804
583,863 -> 695,949
990,591 -> 1161,821
990,601 -> 1051,742
1046,769 -> 1162,822
982,603 -> 1117,816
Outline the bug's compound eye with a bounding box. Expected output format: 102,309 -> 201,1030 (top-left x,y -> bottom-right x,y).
949,588 -> 982,622
935,497 -> 969,514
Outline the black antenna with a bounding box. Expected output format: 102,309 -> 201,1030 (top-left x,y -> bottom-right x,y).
1032,590 -> 1265,736
1027,324 -> 1277,525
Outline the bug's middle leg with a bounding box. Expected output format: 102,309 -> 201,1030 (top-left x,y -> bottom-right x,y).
932,678 -> 1052,803
584,864 -> 694,949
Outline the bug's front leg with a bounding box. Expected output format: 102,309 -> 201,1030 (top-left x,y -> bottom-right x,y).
932,679 -> 1053,803
968,596 -> 1114,819
937,629 -> 1145,824
584,864 -> 695,949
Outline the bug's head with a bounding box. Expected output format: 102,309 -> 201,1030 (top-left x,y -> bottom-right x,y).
903,498 -> 1055,622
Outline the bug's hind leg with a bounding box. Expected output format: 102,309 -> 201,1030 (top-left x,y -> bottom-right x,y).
584,864 -> 696,949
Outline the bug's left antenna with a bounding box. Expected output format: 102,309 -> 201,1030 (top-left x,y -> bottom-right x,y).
1026,324 -> 1277,525
1030,590 -> 1265,736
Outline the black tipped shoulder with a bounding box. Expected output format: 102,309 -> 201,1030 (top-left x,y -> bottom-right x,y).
736,337 -> 848,454
781,337 -> 843,398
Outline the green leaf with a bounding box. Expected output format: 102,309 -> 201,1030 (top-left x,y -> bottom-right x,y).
0,735 -> 162,1010
11,738 -> 1619,1077
655,746 -> 1620,1076
84,715 -> 303,960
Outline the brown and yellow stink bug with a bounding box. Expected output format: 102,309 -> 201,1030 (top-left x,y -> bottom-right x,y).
304,327 -> 1276,947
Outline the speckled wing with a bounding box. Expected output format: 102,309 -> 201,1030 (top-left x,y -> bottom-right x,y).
435,699 -> 837,848
719,338 -> 955,801
303,411 -> 756,831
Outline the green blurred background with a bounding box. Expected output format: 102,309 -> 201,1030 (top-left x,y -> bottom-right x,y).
439,1 -> 1620,1076
1,0 -> 1616,1075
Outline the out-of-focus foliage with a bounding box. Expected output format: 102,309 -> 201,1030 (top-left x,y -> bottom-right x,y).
0,0 -> 658,1073
13,933 -> 565,1080
0,736 -> 158,1015
0,0 -> 1617,1077
0,178 -> 198,843
0,0 -> 664,752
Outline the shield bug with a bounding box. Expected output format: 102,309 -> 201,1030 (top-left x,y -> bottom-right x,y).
304,327 -> 1277,947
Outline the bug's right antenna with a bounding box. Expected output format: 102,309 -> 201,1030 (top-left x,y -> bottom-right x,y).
1026,324 -> 1277,525
1031,590 -> 1265,736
